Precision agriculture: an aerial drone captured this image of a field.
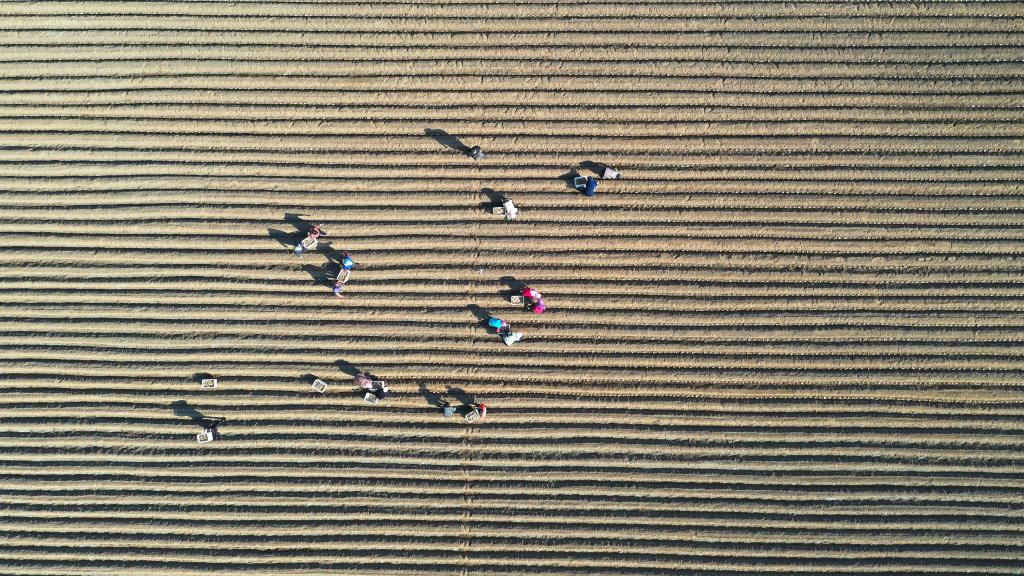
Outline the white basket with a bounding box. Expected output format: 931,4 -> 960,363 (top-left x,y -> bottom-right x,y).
311,379 -> 328,394
196,430 -> 214,444
364,392 -> 380,405
200,378 -> 218,390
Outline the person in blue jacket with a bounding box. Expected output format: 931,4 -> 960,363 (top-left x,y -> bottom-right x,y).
575,176 -> 598,196
487,316 -> 522,346
487,316 -> 508,334
333,253 -> 356,297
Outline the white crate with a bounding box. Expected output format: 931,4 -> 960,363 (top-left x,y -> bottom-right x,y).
364,392 -> 380,405
200,378 -> 218,390
196,429 -> 214,444
311,379 -> 328,394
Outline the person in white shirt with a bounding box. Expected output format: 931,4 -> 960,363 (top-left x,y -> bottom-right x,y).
502,198 -> 518,221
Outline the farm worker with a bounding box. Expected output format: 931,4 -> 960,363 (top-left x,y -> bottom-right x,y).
463,402 -> 487,423
522,286 -> 542,302
203,417 -> 226,438
354,372 -> 373,390
354,372 -> 389,398
294,224 -> 326,256
468,145 -> 485,160
337,254 -> 356,284
502,198 -> 518,221
522,286 -> 546,314
531,299 -> 546,314
487,316 -> 508,334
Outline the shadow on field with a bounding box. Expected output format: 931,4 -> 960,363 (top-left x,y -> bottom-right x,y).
320,244 -> 344,264
268,212 -> 318,249
418,383 -> 446,409
171,400 -> 225,433
284,212 -> 316,236
335,359 -> 362,377
302,263 -> 335,288
479,187 -> 504,213
171,399 -> 204,423
267,228 -> 294,249
466,304 -> 493,329
499,276 -> 526,301
579,160 -> 606,176
558,169 -> 581,191
191,372 -> 214,385
425,128 -> 470,154
446,387 -> 475,405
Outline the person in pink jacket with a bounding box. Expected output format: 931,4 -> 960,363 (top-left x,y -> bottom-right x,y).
521,286 -> 546,314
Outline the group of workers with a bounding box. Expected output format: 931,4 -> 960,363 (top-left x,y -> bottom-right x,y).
485,285 -> 546,346
354,371 -> 391,400
194,141 -> 619,441
272,138 -> 619,425
354,372 -> 487,422
293,224 -> 356,297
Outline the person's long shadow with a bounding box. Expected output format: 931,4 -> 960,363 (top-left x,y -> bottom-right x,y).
302,263 -> 336,288
268,212 -> 315,249
419,383 -> 446,409
171,399 -> 204,423
558,169 -> 581,191
171,400 -> 224,431
335,359 -> 362,377
499,276 -> 526,301
321,244 -> 343,264
479,187 -> 504,213
267,228 -> 295,249
466,304 -> 494,331
579,160 -> 606,176
284,212 -> 315,236
447,386 -> 475,406
425,128 -> 470,154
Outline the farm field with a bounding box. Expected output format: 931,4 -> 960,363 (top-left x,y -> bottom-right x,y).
1,1 -> 1023,574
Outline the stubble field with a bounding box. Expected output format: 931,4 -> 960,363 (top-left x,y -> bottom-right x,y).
0,1 -> 1023,574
